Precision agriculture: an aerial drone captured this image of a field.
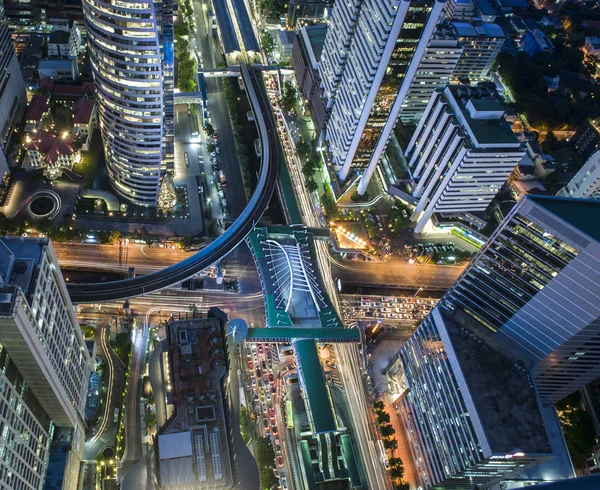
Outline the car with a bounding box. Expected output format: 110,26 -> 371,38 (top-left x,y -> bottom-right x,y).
251,378 -> 256,387
213,133 -> 218,141
269,373 -> 274,383
256,369 -> 261,378
271,385 -> 276,394
216,146 -> 220,154
248,360 -> 253,369
278,456 -> 283,467
221,198 -> 227,208
275,438 -> 280,446
263,404 -> 268,413
263,418 -> 269,428
258,345 -> 263,355
281,476 -> 287,489
269,408 -> 275,420
262,361 -> 267,370
271,424 -> 278,434
266,391 -> 271,401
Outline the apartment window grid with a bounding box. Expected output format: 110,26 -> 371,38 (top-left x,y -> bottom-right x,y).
400,316 -> 484,486
29,256 -> 87,416
0,344 -> 50,490
442,212 -> 579,332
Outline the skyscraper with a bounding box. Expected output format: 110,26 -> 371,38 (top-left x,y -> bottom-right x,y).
83,0 -> 173,205
320,0 -> 447,195
394,307 -> 553,489
406,84 -> 524,233
0,237 -> 92,490
0,6 -> 26,149
442,195 -> 600,404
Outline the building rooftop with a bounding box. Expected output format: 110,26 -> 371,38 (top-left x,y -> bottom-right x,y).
443,310 -> 551,455
447,85 -> 518,146
39,79 -> 95,98
212,0 -> 240,54
25,95 -> 50,121
158,432 -> 193,460
26,132 -> 76,163
452,21 -> 504,38
247,327 -> 360,342
304,25 -> 327,62
231,0 -> 259,53
295,340 -> 337,434
72,98 -> 94,124
48,29 -> 70,45
527,195 -> 600,243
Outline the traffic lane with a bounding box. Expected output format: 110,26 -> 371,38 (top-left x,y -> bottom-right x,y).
205,77 -> 247,217
331,260 -> 464,289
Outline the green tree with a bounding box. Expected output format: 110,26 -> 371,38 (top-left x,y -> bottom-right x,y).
395,481 -> 411,490
280,80 -> 297,113
189,303 -> 200,318
388,457 -> 403,468
305,177 -> 318,193
260,30 -> 275,58
204,123 -> 214,136
377,411 -> 391,425
108,230 -> 122,244
320,184 -> 339,219
373,401 -> 385,411
383,438 -> 398,451
207,142 -> 216,153
174,22 -> 189,37
389,464 -> 404,480
380,424 -> 395,438
256,437 -> 277,489
296,140 -> 310,159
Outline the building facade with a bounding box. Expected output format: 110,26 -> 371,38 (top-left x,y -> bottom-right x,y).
322,0 -> 447,195
442,195 -> 600,404
83,0 -> 172,205
0,237 -> 92,490
399,23 -> 463,125
558,150 -> 600,199
450,21 -> 504,82
395,307 -> 553,488
405,84 -> 524,233
0,12 -> 26,149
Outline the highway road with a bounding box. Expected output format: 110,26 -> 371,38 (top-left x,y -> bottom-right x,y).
331,255 -> 464,291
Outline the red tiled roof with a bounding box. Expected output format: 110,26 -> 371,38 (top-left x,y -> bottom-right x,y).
38,80 -> 95,98
25,95 -> 50,122
72,98 -> 94,124
26,131 -> 76,164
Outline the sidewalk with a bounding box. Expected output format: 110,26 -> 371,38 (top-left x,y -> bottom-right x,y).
384,396 -> 418,489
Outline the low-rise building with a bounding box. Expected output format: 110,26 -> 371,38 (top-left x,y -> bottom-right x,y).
72,98 -> 96,151
24,132 -> 80,179
520,29 -> 554,57
573,119 -> 600,160
38,58 -> 79,82
24,94 -> 51,134
157,316 -> 233,489
47,21 -> 81,59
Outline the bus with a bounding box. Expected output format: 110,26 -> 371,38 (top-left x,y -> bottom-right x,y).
286,400 -> 293,429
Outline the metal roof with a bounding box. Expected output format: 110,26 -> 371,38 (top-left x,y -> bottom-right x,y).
212,0 -> 240,54
246,327 -> 360,342
295,339 -> 337,434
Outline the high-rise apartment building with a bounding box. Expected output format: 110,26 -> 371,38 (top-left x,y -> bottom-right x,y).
450,20 -> 504,82
83,0 -> 173,205
443,0 -> 475,20
321,0 -> 447,195
405,84 -> 524,233
0,8 -> 26,149
318,0 -> 362,110
442,195 -> 600,404
395,307 -> 553,489
399,24 -> 463,125
558,150 -> 600,199
0,237 -> 92,490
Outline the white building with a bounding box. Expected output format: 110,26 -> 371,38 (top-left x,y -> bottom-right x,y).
450,21 -> 504,82
38,58 -> 79,82
318,0 -> 362,110
558,150 -> 600,199
0,237 -> 92,490
72,98 -> 97,151
47,22 -> 81,59
399,24 -> 463,125
83,0 -> 165,205
321,0 -> 448,195
405,85 -> 524,233
443,0 -> 475,20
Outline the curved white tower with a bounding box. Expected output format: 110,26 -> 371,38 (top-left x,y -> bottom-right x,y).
83,0 -> 163,206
